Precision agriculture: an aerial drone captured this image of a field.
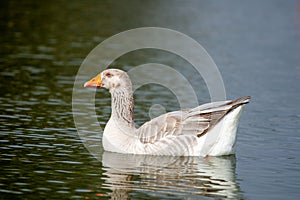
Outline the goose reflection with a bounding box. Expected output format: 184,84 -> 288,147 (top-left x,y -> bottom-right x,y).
101,152 -> 242,199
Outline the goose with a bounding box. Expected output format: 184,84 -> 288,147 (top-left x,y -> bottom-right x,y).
84,69 -> 250,156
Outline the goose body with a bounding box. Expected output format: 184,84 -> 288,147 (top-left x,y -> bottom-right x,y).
84,69 -> 250,156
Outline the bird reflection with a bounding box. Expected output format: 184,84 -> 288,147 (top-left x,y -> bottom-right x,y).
100,152 -> 243,199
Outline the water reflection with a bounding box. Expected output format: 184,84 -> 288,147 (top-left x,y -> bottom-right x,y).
101,152 -> 242,199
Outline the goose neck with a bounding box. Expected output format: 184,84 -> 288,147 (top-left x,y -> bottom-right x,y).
111,89 -> 134,127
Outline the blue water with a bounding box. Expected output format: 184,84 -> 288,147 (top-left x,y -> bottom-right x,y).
1,0 -> 300,199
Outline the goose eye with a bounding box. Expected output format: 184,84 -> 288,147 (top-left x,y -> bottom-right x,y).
105,72 -> 112,77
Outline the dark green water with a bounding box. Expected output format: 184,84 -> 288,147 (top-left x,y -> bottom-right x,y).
1,0 -> 300,199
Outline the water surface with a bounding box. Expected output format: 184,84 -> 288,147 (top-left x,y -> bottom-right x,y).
1,0 -> 300,199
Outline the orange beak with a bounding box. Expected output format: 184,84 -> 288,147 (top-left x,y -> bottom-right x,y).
84,74 -> 102,88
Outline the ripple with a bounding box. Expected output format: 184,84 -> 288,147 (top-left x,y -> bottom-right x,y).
23,144 -> 55,149
0,115 -> 18,119
21,65 -> 46,74
20,188 -> 33,192
57,190 -> 70,194
8,145 -> 25,149
34,171 -> 46,174
74,189 -> 93,193
56,161 -> 83,165
15,107 -> 31,111
10,53 -> 54,60
14,182 -> 29,186
36,187 -> 52,191
0,189 -> 23,195
37,45 -> 55,53
55,170 -> 74,174
46,180 -> 65,184
11,100 -> 39,106
27,153 -> 41,157
53,143 -> 70,147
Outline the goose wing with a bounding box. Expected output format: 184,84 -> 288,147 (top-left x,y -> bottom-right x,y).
136,96 -> 251,144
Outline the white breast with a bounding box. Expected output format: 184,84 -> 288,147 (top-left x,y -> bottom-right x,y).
103,118 -> 144,154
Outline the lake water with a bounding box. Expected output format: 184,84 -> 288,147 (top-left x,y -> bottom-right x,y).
1,0 -> 300,199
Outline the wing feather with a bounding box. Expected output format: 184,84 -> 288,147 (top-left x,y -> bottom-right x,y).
137,96 -> 251,145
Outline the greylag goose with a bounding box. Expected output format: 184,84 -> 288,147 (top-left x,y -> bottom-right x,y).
84,69 -> 250,156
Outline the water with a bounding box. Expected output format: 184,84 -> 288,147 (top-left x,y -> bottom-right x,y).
1,0 -> 300,199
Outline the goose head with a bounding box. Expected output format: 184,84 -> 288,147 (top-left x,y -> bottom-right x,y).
84,69 -> 132,92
